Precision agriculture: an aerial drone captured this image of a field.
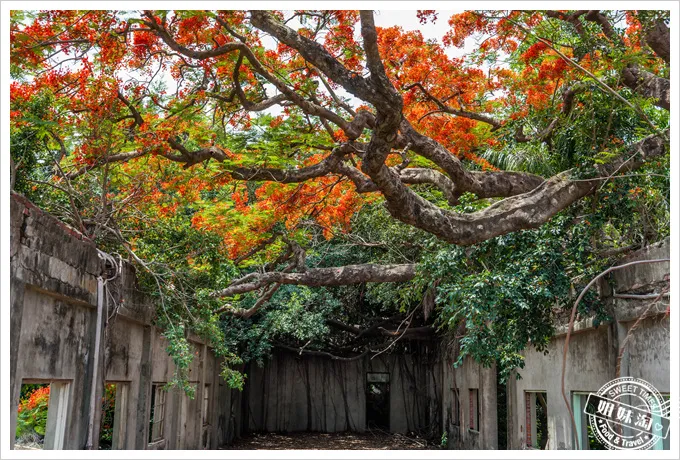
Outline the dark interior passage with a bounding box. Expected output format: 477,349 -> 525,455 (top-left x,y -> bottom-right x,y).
366,372 -> 390,431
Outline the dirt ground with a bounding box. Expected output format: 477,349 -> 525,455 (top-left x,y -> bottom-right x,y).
225,431 -> 437,450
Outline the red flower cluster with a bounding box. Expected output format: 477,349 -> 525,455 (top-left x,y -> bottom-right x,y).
18,386 -> 50,413
521,42 -> 549,63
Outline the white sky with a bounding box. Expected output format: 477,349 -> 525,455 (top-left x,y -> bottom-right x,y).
373,9 -> 472,57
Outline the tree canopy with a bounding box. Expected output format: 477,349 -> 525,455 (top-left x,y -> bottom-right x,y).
10,9 -> 670,388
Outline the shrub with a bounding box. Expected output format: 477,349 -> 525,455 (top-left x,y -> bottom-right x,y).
16,386 -> 50,443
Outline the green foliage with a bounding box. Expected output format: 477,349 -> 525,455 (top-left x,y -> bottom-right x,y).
222,113 -> 332,169
419,214 -> 608,382
485,81 -> 665,179
121,202 -> 249,394
19,384 -> 44,400
10,9 -> 670,399
16,385 -> 50,443
480,143 -> 559,177
221,285 -> 340,366
16,407 -> 48,439
161,324 -> 197,398
10,90 -> 58,198
98,384 -> 116,449
416,143 -> 668,382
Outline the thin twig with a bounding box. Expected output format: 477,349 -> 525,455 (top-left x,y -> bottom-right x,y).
371,301 -> 421,359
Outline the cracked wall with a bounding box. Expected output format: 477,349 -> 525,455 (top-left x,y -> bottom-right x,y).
9,192 -> 241,450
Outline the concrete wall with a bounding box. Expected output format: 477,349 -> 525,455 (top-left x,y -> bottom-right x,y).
440,354 -> 498,449
9,192 -> 241,450
507,326 -> 615,449
242,341 -> 500,449
506,239 -> 670,450
243,346 -> 440,436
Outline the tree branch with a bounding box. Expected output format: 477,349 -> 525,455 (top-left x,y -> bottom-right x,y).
405,82 -> 502,130
116,89 -> 144,129
166,138 -> 228,168
143,12 -> 243,59
212,263 -> 416,298
66,150 -> 150,179
371,132 -> 667,245
249,11 -> 382,110
622,66 -> 670,111
643,19 -> 670,64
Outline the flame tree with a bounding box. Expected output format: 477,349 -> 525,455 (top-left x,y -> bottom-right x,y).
10,10 -> 670,386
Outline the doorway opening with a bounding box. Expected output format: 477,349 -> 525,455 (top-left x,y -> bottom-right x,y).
496,368 -> 507,449
366,373 -> 390,431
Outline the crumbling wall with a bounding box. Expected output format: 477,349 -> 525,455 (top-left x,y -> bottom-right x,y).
11,191 -> 669,451
440,355 -> 498,449
243,346 -> 439,436
245,353 -> 364,433
10,193 -> 101,449
507,326 -> 615,450
9,192 -> 241,450
506,239 -> 670,450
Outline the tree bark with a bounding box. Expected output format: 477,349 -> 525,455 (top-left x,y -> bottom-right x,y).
622,66 -> 670,111
213,263 -> 416,298
644,19 -> 670,64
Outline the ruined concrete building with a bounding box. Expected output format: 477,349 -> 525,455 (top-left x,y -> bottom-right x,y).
10,193 -> 243,450
9,192 -> 670,450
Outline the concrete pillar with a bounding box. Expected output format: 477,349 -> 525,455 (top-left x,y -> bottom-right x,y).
481,364 -> 498,449
9,276 -> 25,449
200,343 -> 209,449
169,389 -> 181,449
111,384 -> 128,449
506,373 -> 518,449
135,326 -> 153,449
616,322 -> 630,377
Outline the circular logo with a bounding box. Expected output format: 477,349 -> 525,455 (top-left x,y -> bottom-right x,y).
586,377 -> 669,450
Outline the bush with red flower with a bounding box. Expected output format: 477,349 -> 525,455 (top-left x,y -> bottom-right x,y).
16,385 -> 50,444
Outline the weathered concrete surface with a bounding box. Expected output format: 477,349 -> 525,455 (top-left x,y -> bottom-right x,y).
507,327 -> 616,450
506,238 -> 670,450
244,347 -> 439,435
611,239 -> 670,293
441,354 -> 498,449
240,238 -> 669,451
9,192 -> 240,450
10,193 -> 101,450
